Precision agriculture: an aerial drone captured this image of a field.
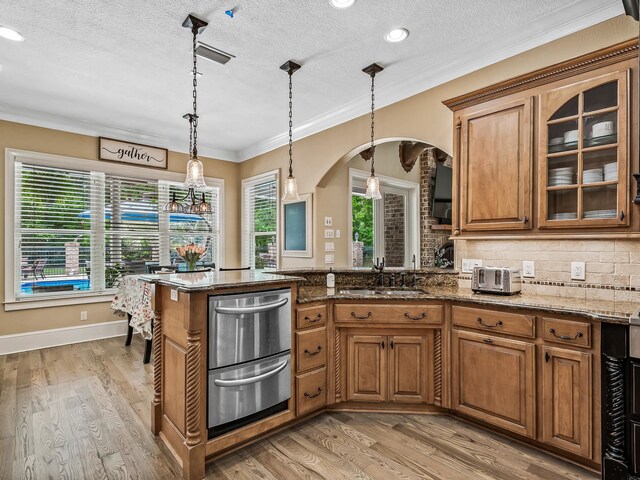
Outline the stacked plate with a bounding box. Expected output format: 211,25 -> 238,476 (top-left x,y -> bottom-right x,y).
584,209 -> 617,219
604,162 -> 618,181
583,167 -> 604,184
549,167 -> 575,186
549,212 -> 578,220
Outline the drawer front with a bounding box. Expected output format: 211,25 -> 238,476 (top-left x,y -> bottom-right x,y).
334,304 -> 443,324
296,327 -> 327,373
452,306 -> 534,338
296,368 -> 326,416
541,317 -> 591,348
296,304 -> 327,330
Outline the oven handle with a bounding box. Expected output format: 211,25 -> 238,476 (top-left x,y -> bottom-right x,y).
215,297 -> 289,315
213,359 -> 289,387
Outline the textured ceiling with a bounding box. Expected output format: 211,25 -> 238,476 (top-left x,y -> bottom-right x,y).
0,0 -> 624,161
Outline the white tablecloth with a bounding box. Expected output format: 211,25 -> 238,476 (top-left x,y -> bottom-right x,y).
110,275 -> 155,340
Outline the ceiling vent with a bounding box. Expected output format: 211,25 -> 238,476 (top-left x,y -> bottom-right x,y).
195,42 -> 235,65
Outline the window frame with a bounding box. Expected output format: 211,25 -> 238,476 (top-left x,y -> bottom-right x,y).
348,168 -> 420,269
4,148 -> 224,310
241,170 -> 280,270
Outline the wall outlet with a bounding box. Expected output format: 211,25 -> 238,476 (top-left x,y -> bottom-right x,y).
522,261 -> 535,278
461,258 -> 483,274
325,242 -> 334,252
170,289 -> 179,301
324,254 -> 335,264
336,229 -> 341,238
324,217 -> 333,227
80,311 -> 87,321
324,229 -> 335,239
571,261 -> 586,281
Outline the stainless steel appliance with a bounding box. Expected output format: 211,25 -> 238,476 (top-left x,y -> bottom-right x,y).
207,288 -> 292,438
471,266 -> 522,295
629,308 -> 640,478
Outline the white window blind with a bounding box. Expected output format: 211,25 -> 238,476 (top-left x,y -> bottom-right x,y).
13,160 -> 221,299
242,172 -> 278,270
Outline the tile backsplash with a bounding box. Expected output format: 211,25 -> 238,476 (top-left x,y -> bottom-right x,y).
455,239 -> 640,302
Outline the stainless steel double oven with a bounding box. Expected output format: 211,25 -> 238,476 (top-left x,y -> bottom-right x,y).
207,288 -> 291,438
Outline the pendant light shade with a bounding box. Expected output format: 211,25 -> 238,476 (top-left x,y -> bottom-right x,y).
184,158 -> 206,188
280,60 -> 302,201
363,63 -> 384,201
365,174 -> 381,200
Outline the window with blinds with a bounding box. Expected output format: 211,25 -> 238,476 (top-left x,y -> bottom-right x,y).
242,172 -> 278,270
13,160 -> 220,299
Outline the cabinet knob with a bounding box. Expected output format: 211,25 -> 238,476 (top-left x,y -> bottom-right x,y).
483,338 -> 493,344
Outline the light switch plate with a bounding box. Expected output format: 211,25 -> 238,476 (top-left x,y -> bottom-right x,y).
336,229 -> 341,238
324,229 -> 335,239
522,261 -> 535,278
571,261 -> 586,281
324,217 -> 333,226
461,258 -> 483,274
324,254 -> 335,264
325,242 -> 334,252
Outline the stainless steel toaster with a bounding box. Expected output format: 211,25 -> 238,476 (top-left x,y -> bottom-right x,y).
471,266 -> 522,295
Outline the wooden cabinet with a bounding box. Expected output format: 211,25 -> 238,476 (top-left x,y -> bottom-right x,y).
538,69 -> 630,228
541,346 -> 592,457
345,333 -> 433,404
296,368 -> 327,416
347,335 -> 387,402
458,97 -> 533,231
294,303 -> 327,417
388,335 -> 429,403
452,330 -> 536,438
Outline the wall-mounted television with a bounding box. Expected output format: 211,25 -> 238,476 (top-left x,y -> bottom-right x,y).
432,163 -> 452,224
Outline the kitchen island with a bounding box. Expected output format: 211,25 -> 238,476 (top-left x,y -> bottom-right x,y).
139,270 -> 302,480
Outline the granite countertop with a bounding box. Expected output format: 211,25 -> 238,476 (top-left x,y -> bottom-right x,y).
297,285 -> 639,324
139,270 -> 304,292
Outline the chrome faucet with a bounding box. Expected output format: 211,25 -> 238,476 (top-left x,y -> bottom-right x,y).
411,254 -> 418,288
372,257 -> 385,287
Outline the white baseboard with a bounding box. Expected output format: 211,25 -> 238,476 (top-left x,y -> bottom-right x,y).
0,320 -> 128,355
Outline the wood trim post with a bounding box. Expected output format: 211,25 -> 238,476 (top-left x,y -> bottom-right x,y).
452,118 -> 462,237
151,284 -> 163,435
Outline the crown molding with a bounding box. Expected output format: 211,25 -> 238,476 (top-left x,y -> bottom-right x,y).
0,107 -> 242,163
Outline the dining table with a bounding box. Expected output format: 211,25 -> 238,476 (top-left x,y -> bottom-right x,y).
110,274 -> 155,363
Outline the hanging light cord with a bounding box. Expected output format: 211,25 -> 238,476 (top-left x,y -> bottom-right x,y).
191,27 -> 198,159
288,70 -> 294,177
370,71 -> 376,175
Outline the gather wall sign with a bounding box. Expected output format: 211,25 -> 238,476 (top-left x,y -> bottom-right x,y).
99,137 -> 168,169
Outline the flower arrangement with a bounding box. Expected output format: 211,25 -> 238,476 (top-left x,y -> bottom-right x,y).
176,243 -> 206,271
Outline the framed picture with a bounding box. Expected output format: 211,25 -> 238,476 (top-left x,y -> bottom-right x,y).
281,193 -> 312,258
99,137 -> 167,169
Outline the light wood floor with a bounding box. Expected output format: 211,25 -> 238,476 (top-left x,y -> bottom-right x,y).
0,336 -> 599,480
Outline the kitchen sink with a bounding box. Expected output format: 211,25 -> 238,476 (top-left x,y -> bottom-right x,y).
338,289 -> 424,296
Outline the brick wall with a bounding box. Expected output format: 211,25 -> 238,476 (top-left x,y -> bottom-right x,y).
420,149 -> 453,267
384,192 -> 406,267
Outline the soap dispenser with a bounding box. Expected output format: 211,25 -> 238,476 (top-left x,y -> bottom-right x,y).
327,268 -> 335,288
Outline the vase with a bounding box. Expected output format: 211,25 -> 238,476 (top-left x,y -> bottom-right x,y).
186,261 -> 197,272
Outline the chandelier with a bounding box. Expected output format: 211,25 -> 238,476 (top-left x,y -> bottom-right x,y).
280,60 -> 302,200
163,14 -> 212,214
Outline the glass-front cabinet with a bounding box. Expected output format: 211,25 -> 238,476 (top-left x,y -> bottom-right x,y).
538,69 -> 629,228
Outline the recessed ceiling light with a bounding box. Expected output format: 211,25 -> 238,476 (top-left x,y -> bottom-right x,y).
0,26 -> 24,42
330,0 -> 356,9
384,28 -> 409,43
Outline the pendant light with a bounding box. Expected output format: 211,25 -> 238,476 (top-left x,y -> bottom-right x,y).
280,60 -> 302,201
363,63 -> 384,200
163,14 -> 212,214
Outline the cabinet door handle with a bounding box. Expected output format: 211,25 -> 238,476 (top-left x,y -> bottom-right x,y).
390,340 -> 394,349
545,352 -> 550,363
548,328 -> 583,341
483,338 -> 493,344
304,314 -> 323,323
351,311 -> 372,320
523,216 -> 529,224
477,318 -> 503,328
304,346 -> 323,356
304,387 -> 323,399
404,312 -> 427,321
381,340 -> 385,349
620,210 -> 625,221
